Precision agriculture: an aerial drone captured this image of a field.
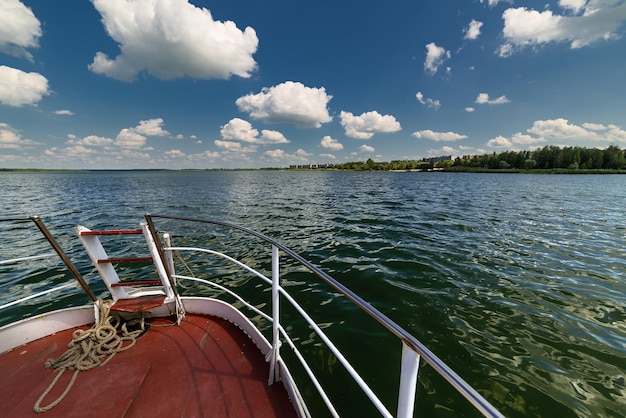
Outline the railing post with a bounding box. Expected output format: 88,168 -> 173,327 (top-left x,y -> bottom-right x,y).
397,342 -> 420,418
163,233 -> 176,284
32,216 -> 97,302
268,244 -> 281,385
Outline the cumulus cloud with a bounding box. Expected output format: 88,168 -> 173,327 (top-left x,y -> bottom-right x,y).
219,118 -> 289,144
340,110 -> 401,139
424,42 -> 450,75
412,130 -> 468,142
113,118 -> 168,149
263,149 -> 286,159
481,0 -> 511,6
559,0 -> 588,14
465,107 -> 476,112
236,81 -> 333,128
498,2 -> 626,57
0,122 -> 40,149
259,130 -> 289,144
527,118 -> 600,140
582,122 -> 607,130
67,134 -> 114,147
486,118 -> 626,148
295,149 -> 312,158
54,110 -> 74,116
214,139 -> 242,151
220,118 -> 258,143
0,0 -> 41,60
320,135 -> 344,151
89,0 -> 258,81
360,144 -> 375,153
134,118 -> 169,136
510,132 -> 545,144
464,19 -> 484,40
115,128 -> 147,149
475,93 -> 510,105
416,91 -> 441,110
164,149 -> 185,158
0,65 -> 50,107
487,135 -> 513,147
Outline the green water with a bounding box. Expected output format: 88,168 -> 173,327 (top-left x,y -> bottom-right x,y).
1,171 -> 624,417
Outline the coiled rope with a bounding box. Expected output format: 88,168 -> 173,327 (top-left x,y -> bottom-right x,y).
34,299 -> 145,413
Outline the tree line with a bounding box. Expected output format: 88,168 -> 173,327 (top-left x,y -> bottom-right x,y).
328,145 -> 626,171
453,145 -> 626,170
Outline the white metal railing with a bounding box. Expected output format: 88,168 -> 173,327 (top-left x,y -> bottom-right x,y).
165,245 -> 389,417
0,216 -> 97,314
147,213 -> 504,418
0,283 -> 78,311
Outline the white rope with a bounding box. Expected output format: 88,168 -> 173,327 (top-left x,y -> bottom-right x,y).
34,299 -> 145,413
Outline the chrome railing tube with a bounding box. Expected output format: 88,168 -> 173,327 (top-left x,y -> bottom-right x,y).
397,342 -> 420,418
268,244 -> 281,385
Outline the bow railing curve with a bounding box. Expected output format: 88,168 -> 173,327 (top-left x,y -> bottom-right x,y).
146,213 -> 504,418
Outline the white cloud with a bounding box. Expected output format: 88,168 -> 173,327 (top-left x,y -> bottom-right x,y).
220,118 -> 259,142
465,107 -> 476,112
498,2 -> 626,56
486,119 -> 626,149
464,19 -> 484,40
582,122 -> 607,130
0,122 -> 40,149
320,135 -> 344,151
475,93 -> 510,105
89,0 -> 258,81
481,0 -> 511,6
263,149 -> 285,159
260,130 -> 289,144
559,0 -> 588,14
54,109 -> 74,116
412,130 -> 468,142
67,134 -> 114,147
340,110 -> 401,139
0,0 -> 41,60
360,144 -> 375,153
219,118 -> 289,144
424,42 -> 450,75
606,125 -> 626,143
214,140 -> 242,151
115,128 -> 147,149
0,65 -> 50,107
116,149 -> 151,160
487,135 -> 513,147
527,118 -> 599,140
164,149 -> 185,158
113,118 -> 169,149
295,149 -> 311,158
416,91 -> 441,110
236,81 -> 333,128
511,132 -> 545,144
134,118 -> 169,136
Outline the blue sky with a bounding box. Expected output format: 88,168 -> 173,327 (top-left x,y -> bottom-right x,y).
1,0 -> 625,169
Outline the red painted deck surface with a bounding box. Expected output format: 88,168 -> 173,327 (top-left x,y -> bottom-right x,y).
0,314 -> 298,418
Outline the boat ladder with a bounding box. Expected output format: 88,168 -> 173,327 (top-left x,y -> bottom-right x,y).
77,223 -> 182,319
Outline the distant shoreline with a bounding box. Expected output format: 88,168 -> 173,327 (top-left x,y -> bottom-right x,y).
2,167 -> 625,174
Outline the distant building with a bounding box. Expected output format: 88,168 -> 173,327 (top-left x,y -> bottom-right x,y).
288,162 -> 336,169
422,155 -> 452,163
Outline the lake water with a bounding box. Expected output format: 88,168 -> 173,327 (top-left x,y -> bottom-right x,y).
1,170 -> 625,417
